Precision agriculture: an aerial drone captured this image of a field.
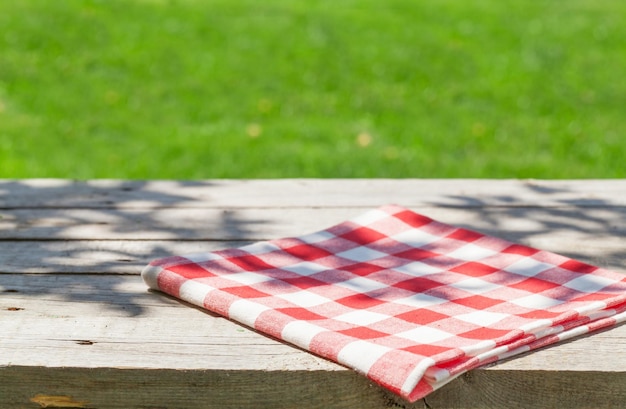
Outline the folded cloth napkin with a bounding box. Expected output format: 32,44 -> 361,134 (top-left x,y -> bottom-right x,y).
142,205 -> 626,401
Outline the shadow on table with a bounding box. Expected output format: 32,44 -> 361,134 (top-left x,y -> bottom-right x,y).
0,180 -> 266,316
435,183 -> 626,274
0,180 -> 624,317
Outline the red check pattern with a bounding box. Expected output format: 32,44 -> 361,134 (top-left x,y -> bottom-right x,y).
142,205 -> 626,401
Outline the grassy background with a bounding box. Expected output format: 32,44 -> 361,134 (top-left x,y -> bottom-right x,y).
1,0 -> 624,178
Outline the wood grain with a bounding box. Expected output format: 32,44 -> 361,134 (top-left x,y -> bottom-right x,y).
1,367 -> 402,409
424,370 -> 626,409
2,206 -> 626,240
1,206 -> 625,274
1,274 -> 625,372
1,179 -> 625,408
1,179 -> 626,209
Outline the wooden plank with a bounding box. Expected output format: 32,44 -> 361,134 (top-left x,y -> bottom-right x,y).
1,236 -> 624,275
424,370 -> 626,409
0,367 -> 391,409
2,366 -> 623,409
2,179 -> 626,209
1,205 -> 624,274
0,207 -> 360,240
1,317 -> 335,371
3,206 -> 626,241
1,275 -> 625,373
0,240 -> 249,274
2,365 -> 623,409
1,274 -> 625,408
2,179 -> 626,408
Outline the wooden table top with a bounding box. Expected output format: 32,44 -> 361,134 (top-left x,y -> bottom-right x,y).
1,179 -> 625,409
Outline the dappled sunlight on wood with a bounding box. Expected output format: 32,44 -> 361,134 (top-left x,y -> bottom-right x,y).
1,179 -> 625,408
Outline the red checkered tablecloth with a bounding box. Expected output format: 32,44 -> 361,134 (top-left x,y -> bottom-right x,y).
142,205 -> 626,401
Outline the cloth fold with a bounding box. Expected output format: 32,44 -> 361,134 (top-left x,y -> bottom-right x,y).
142,205 -> 626,401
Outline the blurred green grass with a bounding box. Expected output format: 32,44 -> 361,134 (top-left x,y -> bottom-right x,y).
0,0 -> 624,178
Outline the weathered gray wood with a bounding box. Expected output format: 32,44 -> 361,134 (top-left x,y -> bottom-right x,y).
1,273 -> 625,408
2,179 -> 626,208
0,240 -> 249,273
0,234 -> 626,274
1,179 -> 625,409
2,206 -> 626,241
0,274 -> 341,371
1,206 -> 624,274
1,235 -> 624,275
1,274 -> 625,373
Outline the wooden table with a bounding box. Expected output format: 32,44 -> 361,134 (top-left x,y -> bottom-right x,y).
1,179 -> 625,409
